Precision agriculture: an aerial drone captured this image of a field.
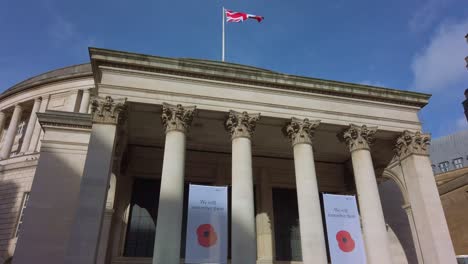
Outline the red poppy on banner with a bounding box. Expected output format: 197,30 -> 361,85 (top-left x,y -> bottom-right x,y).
336,230 -> 356,252
197,224 -> 218,247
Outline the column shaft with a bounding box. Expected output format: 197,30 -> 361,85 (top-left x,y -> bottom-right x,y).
153,130 -> 186,264
231,137 -> 257,264
225,110 -> 260,264
20,98 -> 41,153
28,96 -> 49,152
256,169 -> 275,263
351,149 -> 392,264
293,143 -> 328,264
0,112 -> 6,138
80,90 -> 91,113
0,104 -> 22,159
152,103 -> 195,264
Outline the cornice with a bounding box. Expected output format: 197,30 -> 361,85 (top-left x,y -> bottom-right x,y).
89,47 -> 431,108
37,111 -> 92,130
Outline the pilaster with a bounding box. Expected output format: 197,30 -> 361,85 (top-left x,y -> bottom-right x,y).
65,95 -> 127,264
390,130 -> 457,264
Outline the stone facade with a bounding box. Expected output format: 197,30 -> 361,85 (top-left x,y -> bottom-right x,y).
0,48 -> 457,264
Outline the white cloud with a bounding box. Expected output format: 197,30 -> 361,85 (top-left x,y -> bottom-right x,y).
408,0 -> 455,32
411,18 -> 468,92
456,116 -> 468,130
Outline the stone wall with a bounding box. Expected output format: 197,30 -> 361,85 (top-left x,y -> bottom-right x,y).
0,157 -> 38,261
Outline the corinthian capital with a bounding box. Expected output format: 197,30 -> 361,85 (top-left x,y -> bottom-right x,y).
283,118 -> 320,146
225,110 -> 260,140
339,124 -> 377,152
90,96 -> 127,125
394,130 -> 430,158
161,103 -> 196,133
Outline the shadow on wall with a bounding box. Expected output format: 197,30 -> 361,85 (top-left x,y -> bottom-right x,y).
379,179 -> 417,264
11,147 -> 86,264
0,179 -> 20,264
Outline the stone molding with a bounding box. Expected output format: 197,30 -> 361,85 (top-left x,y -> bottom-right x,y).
394,130 -> 430,159
90,96 -> 127,125
90,48 -> 430,108
161,103 -> 196,133
37,111 -> 92,129
339,124 -> 377,152
283,117 -> 320,147
225,110 -> 260,140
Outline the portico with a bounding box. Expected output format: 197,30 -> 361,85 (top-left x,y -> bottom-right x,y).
9,48 -> 457,264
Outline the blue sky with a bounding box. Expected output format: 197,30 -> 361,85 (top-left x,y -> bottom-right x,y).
1,0 -> 467,138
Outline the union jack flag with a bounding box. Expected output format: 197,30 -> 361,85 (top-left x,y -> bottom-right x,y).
225,9 -> 264,23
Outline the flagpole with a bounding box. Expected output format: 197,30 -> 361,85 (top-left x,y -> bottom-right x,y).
222,7 -> 225,62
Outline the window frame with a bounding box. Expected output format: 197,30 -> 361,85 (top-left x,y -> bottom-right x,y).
453,158 -> 463,169
438,161 -> 450,173
14,192 -> 30,238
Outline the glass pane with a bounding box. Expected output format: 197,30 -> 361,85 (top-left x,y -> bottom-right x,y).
272,188 -> 302,261
124,179 -> 160,257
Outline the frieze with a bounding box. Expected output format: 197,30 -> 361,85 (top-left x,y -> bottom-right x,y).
97,61 -> 428,108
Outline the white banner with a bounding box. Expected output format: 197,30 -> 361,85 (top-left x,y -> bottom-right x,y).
185,184 -> 228,264
323,193 -> 367,264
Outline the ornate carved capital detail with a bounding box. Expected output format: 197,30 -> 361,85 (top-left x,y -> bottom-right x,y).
339,124 -> 377,152
394,130 -> 430,158
90,96 -> 127,125
161,103 -> 196,133
225,110 -> 260,140
283,117 -> 320,146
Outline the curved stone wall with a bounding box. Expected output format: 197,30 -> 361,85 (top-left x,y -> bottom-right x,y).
0,64 -> 93,262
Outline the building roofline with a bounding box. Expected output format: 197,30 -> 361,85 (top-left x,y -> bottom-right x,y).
0,63 -> 93,101
89,47 -> 431,108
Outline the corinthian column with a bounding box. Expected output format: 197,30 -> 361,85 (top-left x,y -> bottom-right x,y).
65,96 -> 126,264
0,104 -> 23,159
20,97 -> 41,153
79,89 -> 91,113
339,124 -> 392,264
283,118 -> 327,264
153,103 -> 196,264
394,131 -> 456,264
225,110 -> 260,264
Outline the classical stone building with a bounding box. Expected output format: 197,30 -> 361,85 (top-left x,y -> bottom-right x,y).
0,48 -> 457,264
428,130 -> 468,258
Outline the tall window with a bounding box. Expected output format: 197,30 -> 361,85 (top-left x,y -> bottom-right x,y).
272,188 -> 302,261
15,192 -> 30,237
453,158 -> 463,169
439,161 -> 450,173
